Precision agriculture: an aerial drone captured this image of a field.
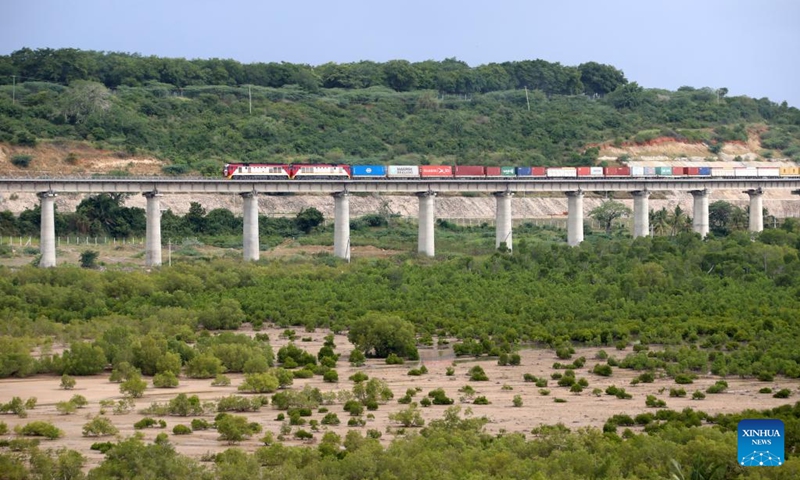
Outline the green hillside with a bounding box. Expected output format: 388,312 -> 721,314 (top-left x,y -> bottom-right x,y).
1,49 -> 799,175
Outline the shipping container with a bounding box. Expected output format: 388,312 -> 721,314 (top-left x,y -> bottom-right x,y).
735,167 -> 758,177
576,167 -> 591,176
292,164 -> 351,178
546,167 -> 577,177
419,165 -> 454,177
644,166 -> 657,176
757,168 -> 780,177
531,167 -> 547,176
351,165 -> 386,177
710,168 -> 734,177
515,167 -> 532,176
780,166 -> 800,176
454,166 -> 486,177
486,167 -> 501,176
672,167 -> 686,175
656,167 -> 673,176
500,166 -> 516,176
698,167 -> 712,176
685,167 -> 700,176
604,167 -> 631,176
387,165 -> 420,178
630,166 -> 645,177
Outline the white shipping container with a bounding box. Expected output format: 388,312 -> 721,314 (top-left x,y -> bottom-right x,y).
630,166 -> 645,177
735,168 -> 758,177
589,167 -> 604,176
546,168 -> 577,178
711,168 -> 734,177
387,165 -> 420,177
757,168 -> 780,177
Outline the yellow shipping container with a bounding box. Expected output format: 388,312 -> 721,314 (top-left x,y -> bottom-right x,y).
780,166 -> 800,176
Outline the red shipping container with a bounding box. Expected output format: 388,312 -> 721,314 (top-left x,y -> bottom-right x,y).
419,165 -> 453,177
604,167 -> 631,176
576,167 -> 592,176
486,167 -> 502,176
531,167 -> 547,176
686,167 -> 700,176
672,167 -> 686,175
454,166 -> 485,177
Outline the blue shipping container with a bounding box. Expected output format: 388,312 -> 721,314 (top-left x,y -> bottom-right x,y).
698,167 -> 712,176
351,165 -> 387,177
516,167 -> 532,176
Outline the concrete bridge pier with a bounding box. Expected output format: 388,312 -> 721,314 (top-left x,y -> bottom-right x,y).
241,192 -> 260,261
745,188 -> 764,233
417,191 -> 436,257
495,192 -> 513,251
38,191 -> 57,267
690,189 -> 710,238
632,190 -> 650,238
333,192 -> 350,261
144,191 -> 163,267
566,190 -> 584,246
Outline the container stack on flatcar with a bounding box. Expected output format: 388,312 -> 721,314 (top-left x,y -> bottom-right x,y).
223,163 -> 800,180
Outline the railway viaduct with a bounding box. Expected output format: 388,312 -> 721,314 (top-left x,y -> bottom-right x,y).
2,177 -> 799,267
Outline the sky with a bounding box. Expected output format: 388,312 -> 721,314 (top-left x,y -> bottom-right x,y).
1,0 -> 798,106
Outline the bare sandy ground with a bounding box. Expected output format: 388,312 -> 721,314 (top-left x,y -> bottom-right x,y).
0,326 -> 797,469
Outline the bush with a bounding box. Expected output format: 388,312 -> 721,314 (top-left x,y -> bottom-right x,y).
191,418 -> 211,431
16,421 -> 63,439
706,381 -> 728,394
153,372 -> 179,388
11,154 -> 33,168
512,395 -> 523,407
758,387 -> 773,394
60,374 -> 76,390
211,374 -> 231,386
692,391 -> 706,400
349,372 -> 369,383
82,417 -> 118,437
427,388 -> 454,405
674,374 -> 695,384
323,369 -> 339,383
669,388 -> 687,398
645,395 -> 666,408
592,364 -> 613,376
321,413 -> 341,425
468,365 -> 488,381
773,389 -> 792,399
173,424 -> 192,435
385,353 -> 404,365
473,396 -> 490,405
120,374 -> 147,397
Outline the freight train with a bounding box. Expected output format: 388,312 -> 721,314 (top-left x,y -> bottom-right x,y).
223,163 -> 800,180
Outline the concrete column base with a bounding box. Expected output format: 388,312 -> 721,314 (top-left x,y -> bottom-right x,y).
417,192 -> 436,256
632,190 -> 651,238
745,188 -> 764,233
38,191 -> 57,268
495,192 -> 513,251
242,192 -> 260,261
143,191 -> 162,267
566,190 -> 584,246
333,192 -> 350,260
690,189 -> 710,238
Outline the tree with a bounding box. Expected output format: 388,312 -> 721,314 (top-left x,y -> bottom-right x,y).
578,62 -> 627,96
347,313 -> 418,359
295,208 -> 324,234
216,414 -> 259,444
57,80 -> 112,124
60,342 -> 108,376
589,200 -> 632,234
120,373 -> 147,397
389,404 -> 424,427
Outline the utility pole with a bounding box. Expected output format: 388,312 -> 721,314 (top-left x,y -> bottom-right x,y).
248,85 -> 252,115
12,75 -> 16,104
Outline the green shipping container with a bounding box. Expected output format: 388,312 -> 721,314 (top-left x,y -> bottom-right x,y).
656,167 -> 673,176
501,166 -> 516,176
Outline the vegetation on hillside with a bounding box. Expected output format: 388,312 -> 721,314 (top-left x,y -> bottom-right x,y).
1,49 -> 799,175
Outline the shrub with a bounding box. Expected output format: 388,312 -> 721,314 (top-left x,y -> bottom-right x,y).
191,419 -> 211,431
56,401 -> 77,415
523,373 -> 537,383
82,417 -> 118,437
323,370 -> 339,383
60,374 -> 76,390
294,429 -> 313,440
773,389 -> 792,399
11,155 -> 33,168
669,388 -> 687,397
16,421 -> 62,439
692,391 -> 706,400
90,442 -> 114,453
539,389 -> 550,396
211,374 -> 231,386
321,413 -> 341,425
445,367 -> 455,376
385,353 -> 404,365
349,350 -> 366,367
134,418 -> 161,429
706,381 -> 728,394
553,398 -> 567,403
473,396 -> 490,405
69,395 -> 88,408
349,372 -> 369,383
674,374 -> 695,384
570,384 -> 583,393
173,424 -> 192,435
592,364 -> 613,376
427,388 -> 454,405
758,388 -> 773,394
120,374 -> 147,397
512,395 -> 523,407
238,372 -> 279,393
645,395 -> 666,408
468,365 -> 488,381
153,372 -> 179,388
